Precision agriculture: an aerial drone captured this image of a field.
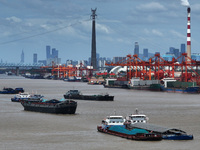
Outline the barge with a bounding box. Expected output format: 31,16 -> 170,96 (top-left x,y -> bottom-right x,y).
0,87 -> 24,94
97,115 -> 162,141
127,78 -> 161,91
160,78 -> 200,93
21,99 -> 77,114
64,90 -> 114,101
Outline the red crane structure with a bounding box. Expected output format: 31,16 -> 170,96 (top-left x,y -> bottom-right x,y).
106,53 -> 200,84
50,63 -> 93,79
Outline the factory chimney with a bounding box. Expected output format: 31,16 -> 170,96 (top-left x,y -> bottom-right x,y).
186,7 -> 191,60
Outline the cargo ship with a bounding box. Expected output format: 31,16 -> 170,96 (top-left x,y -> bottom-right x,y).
0,87 -> 24,94
103,78 -> 128,88
21,99 -> 77,114
64,90 -> 114,101
160,78 -> 200,93
127,78 -> 161,91
63,76 -> 81,82
97,115 -> 162,141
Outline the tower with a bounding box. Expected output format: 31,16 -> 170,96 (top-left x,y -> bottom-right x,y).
46,45 -> 51,59
187,7 -> 191,59
91,8 -> 97,70
20,50 -> 24,63
33,53 -> 37,64
134,42 -> 139,56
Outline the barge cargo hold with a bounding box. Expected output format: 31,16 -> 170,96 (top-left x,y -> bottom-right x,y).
64,90 -> 114,101
21,99 -> 77,114
129,123 -> 193,140
97,125 -> 162,141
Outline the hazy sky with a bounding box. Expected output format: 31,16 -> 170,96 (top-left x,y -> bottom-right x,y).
0,0 -> 200,63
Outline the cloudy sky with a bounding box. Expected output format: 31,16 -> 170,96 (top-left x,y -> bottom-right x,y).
0,0 -> 200,64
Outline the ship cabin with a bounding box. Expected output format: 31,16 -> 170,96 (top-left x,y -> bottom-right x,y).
102,116 -> 125,126
126,114 -> 148,124
15,92 -> 31,98
66,90 -> 81,96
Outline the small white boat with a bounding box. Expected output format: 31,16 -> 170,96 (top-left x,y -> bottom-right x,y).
126,109 -> 148,124
101,116 -> 125,126
11,93 -> 43,102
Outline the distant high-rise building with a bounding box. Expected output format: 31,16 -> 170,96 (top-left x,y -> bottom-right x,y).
143,48 -> 148,58
134,42 -> 139,56
33,53 -> 37,64
20,50 -> 24,63
113,57 -> 126,64
169,47 -> 175,53
38,60 -> 46,66
52,48 -> 58,58
174,49 -> 179,58
180,43 -> 186,54
46,45 -> 51,59
46,46 -> 61,65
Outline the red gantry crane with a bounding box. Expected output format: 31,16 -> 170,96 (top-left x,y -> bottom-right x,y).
106,53 -> 200,85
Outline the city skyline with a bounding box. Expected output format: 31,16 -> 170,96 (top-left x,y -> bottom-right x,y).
0,0 -> 200,63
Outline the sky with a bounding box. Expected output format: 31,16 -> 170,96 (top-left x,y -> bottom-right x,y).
0,0 -> 200,64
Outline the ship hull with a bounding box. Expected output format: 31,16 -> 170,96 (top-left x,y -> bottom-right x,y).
160,86 -> 200,93
162,134 -> 193,140
21,100 -> 77,114
127,84 -> 161,91
64,94 -> 114,101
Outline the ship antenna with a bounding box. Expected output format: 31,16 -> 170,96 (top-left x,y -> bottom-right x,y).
135,108 -> 138,114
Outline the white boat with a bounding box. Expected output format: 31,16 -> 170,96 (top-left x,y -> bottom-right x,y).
126,109 -> 148,124
11,92 -> 43,102
101,116 -> 125,126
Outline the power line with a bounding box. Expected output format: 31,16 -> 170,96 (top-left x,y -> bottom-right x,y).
0,18 -> 91,45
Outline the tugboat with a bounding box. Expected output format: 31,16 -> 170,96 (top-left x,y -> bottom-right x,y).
0,87 -> 24,94
11,93 -> 44,102
97,115 -> 162,141
64,90 -> 114,101
21,99 -> 77,114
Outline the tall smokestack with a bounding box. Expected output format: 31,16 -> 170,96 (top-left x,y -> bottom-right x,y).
187,7 -> 191,59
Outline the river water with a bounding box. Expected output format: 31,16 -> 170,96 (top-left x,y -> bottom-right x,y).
0,75 -> 199,150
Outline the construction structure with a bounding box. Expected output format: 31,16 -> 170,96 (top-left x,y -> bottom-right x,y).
51,63 -> 93,79
106,6 -> 199,83
91,8 -> 97,70
40,63 -> 93,79
105,53 -> 200,84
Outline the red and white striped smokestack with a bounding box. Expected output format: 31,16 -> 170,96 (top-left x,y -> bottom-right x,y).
187,7 -> 191,59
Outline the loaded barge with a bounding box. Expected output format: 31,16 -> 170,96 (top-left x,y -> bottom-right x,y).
97,116 -> 162,141
21,99 -> 77,114
0,87 -> 24,94
64,90 -> 114,101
